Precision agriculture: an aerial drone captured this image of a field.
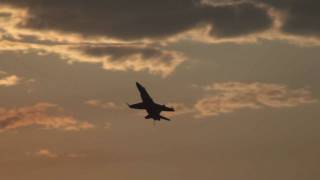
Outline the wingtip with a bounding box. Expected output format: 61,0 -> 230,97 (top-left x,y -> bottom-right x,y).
136,82 -> 143,89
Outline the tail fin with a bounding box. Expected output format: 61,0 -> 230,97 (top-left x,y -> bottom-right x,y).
160,115 -> 171,121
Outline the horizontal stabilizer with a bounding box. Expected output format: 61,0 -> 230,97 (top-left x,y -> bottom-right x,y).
161,106 -> 175,112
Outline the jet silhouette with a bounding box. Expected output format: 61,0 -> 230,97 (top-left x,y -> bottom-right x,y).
128,82 -> 175,121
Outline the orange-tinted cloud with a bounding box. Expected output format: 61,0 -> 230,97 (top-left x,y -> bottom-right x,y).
31,148 -> 86,159
0,75 -> 20,87
35,149 -> 58,158
0,5 -> 185,77
163,102 -> 195,117
85,99 -> 124,110
0,103 -> 94,132
195,82 -> 317,117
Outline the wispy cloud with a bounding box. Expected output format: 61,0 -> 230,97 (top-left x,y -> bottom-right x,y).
163,102 -> 195,117
195,82 -> 317,117
0,103 -> 94,132
85,99 -> 124,110
104,122 -> 112,129
31,148 -> 86,159
35,149 -> 58,158
66,153 -> 86,159
0,75 -> 20,87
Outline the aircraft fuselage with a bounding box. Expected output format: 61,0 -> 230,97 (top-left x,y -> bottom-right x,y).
128,82 -> 175,121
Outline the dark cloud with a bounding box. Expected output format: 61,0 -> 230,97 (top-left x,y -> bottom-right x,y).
1,0 -> 272,39
258,0 -> 320,37
203,3 -> 272,37
281,1 -> 320,37
1,0 -> 319,77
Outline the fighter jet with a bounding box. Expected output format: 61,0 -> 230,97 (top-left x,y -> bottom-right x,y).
128,82 -> 175,121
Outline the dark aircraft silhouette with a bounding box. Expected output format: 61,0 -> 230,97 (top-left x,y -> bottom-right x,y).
128,82 -> 175,121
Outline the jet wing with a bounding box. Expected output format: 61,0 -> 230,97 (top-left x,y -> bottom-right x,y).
128,103 -> 145,109
136,82 -> 153,103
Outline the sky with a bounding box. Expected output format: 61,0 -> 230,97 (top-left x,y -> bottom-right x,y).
0,0 -> 319,180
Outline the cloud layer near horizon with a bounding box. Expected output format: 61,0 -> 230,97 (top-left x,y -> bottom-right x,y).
0,0 -> 319,76
0,103 -> 94,132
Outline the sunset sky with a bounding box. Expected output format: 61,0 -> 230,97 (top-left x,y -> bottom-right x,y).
0,1 -> 319,180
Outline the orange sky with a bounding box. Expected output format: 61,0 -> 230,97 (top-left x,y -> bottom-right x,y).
0,1 -> 319,179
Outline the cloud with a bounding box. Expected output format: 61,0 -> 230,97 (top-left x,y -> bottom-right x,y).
104,122 -> 112,129
195,82 -> 317,117
0,1 -> 319,43
164,102 -> 195,117
202,0 -> 320,39
0,40 -> 185,77
66,153 -> 86,159
0,72 -> 35,88
0,75 -> 20,87
32,148 -> 86,159
0,0 -> 319,78
85,99 -> 123,110
0,4 -> 185,77
0,103 -> 94,132
256,0 -> 320,37
35,149 -> 58,158
0,0 -> 273,77
76,45 -> 185,77
1,0 -> 272,40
